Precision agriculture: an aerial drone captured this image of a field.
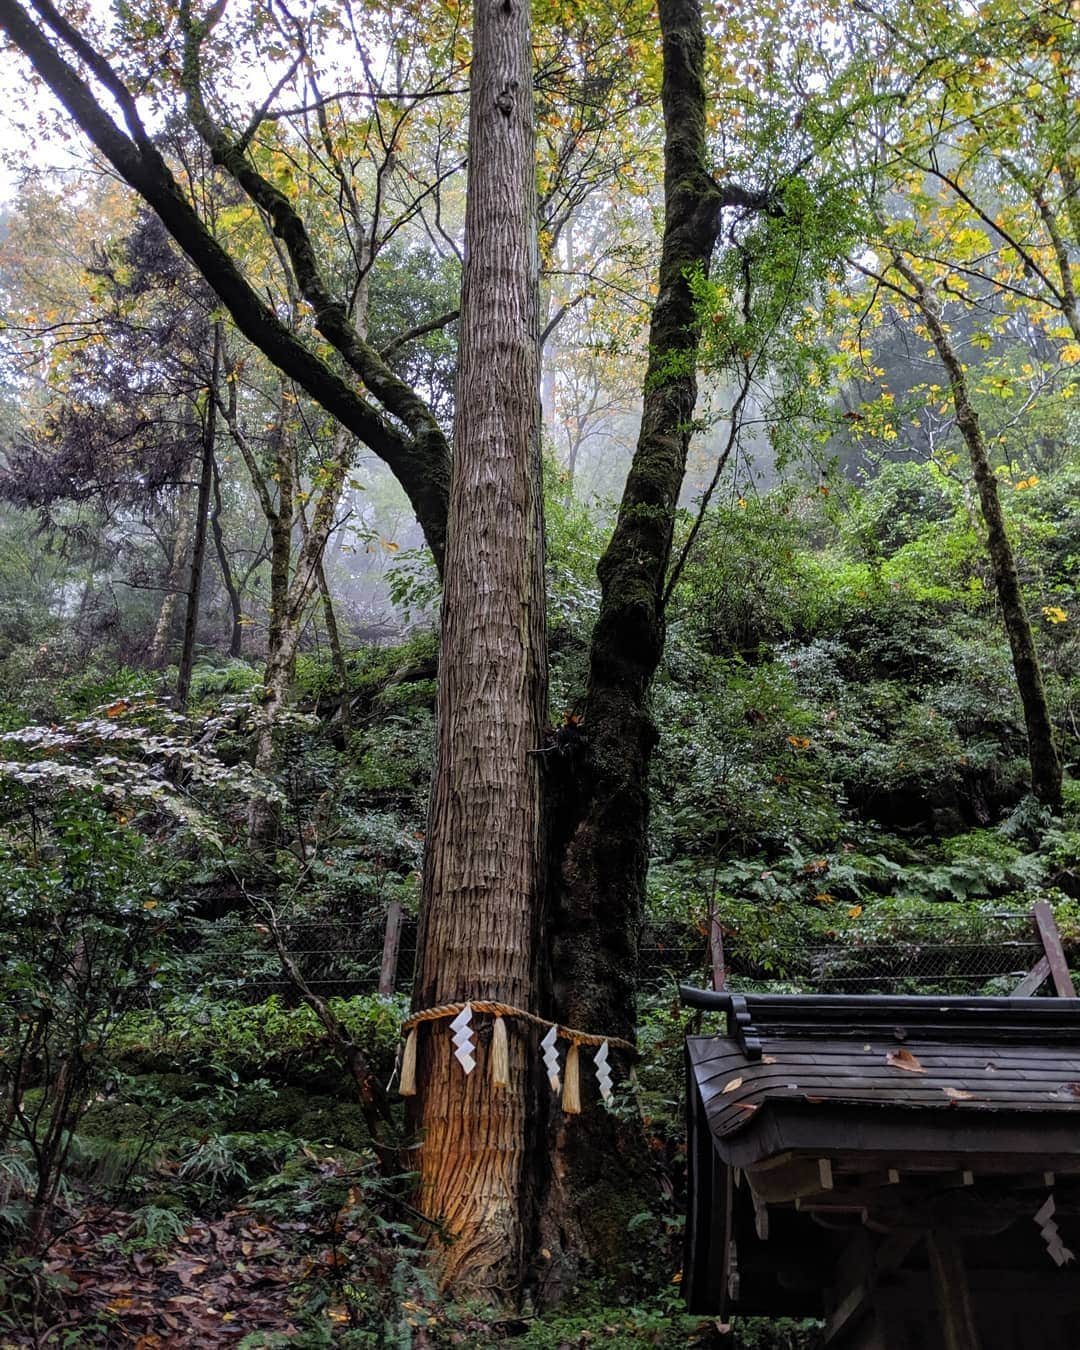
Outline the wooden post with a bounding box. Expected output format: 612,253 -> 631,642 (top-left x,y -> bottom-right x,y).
926,1230 -> 982,1350
1012,902 -> 1075,997
378,900 -> 404,995
709,908 -> 726,992
1032,901 -> 1075,997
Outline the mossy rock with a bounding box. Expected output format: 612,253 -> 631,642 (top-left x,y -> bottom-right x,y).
225,1085 -> 372,1152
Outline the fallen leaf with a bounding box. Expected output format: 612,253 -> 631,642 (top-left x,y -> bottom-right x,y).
943,1086 -> 974,1101
733,1102 -> 758,1114
722,1076 -> 744,1094
886,1048 -> 927,1074
762,1054 -> 777,1064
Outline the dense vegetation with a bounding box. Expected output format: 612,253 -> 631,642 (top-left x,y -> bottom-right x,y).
0,444 -> 1076,1343
0,0 -> 1077,1340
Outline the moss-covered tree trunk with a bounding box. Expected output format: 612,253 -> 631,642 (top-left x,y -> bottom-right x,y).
892,256 -> 1062,812
539,0 -> 722,1275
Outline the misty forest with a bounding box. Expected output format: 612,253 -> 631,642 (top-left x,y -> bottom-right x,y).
0,0 -> 1076,1343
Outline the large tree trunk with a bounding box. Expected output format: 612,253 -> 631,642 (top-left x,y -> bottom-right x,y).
892,256 -> 1063,812
410,0 -> 545,1297
540,0 -> 722,1279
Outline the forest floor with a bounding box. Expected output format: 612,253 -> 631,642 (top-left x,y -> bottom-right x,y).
26,1203 -> 308,1346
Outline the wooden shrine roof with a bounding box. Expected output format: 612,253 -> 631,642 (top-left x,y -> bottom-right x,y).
681,988 -> 1080,1326
689,1028 -> 1080,1146
686,989 -> 1080,1132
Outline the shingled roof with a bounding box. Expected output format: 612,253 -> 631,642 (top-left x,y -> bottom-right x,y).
688,992 -> 1080,1147
682,989 -> 1080,1329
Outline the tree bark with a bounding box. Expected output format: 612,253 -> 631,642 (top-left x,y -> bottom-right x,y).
410,0 -> 546,1296
315,557 -> 352,739
892,256 -> 1063,812
148,481 -> 195,669
209,454 -> 243,659
176,323 -> 222,709
540,0 -> 721,1275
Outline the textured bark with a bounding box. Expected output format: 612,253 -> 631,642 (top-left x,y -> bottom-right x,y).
209,455 -> 243,658
148,484 -> 195,669
176,325 -> 222,710
892,256 -> 1062,812
315,559 -> 352,739
540,0 -> 721,1273
411,0 -> 545,1295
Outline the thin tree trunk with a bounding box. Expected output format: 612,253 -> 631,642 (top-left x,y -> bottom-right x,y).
411,0 -> 545,1296
892,256 -> 1062,811
297,432 -> 354,737
248,414 -> 295,846
148,482 -> 195,668
209,454 -> 243,658
176,324 -> 222,709
541,0 -> 723,1277
316,557 -> 352,738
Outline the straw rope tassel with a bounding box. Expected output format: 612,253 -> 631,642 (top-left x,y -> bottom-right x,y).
490,1014 -> 510,1088
399,1027 -> 418,1096
562,1042 -> 582,1114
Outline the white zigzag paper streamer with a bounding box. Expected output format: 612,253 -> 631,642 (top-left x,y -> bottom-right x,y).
541,1025 -> 561,1092
1035,1193 -> 1076,1266
450,1004 -> 476,1075
594,1040 -> 613,1102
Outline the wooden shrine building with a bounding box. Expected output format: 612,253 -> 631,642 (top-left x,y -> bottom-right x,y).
682,988 -> 1080,1348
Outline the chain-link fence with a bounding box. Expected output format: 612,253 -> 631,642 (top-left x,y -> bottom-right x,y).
161,907 -> 1058,1005
638,911 -> 1054,997
164,913 -> 417,1002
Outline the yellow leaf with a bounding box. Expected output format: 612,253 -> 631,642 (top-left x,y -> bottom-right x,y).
722,1076 -> 744,1094
1043,606 -> 1068,624
848,904 -> 863,919
886,1048 -> 926,1074
143,900 -> 158,910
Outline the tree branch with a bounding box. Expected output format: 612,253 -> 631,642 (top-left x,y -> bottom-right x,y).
0,0 -> 450,571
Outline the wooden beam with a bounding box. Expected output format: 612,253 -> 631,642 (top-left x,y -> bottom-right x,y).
1032,900 -> 1076,997
1013,953 -> 1051,997
855,1168 -> 901,1188
823,1282 -> 870,1345
752,1188 -> 769,1240
378,899 -> 404,995
926,1230 -> 982,1350
747,1156 -> 835,1203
